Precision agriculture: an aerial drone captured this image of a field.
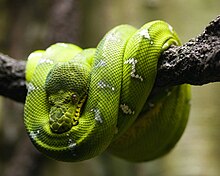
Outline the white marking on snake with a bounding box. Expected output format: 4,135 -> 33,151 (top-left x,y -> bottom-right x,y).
68,139 -> 77,149
124,58 -> 143,81
139,29 -> 151,40
98,80 -> 115,91
68,138 -> 77,156
91,108 -> 103,123
105,32 -> 121,42
120,104 -> 135,115
95,60 -> 106,68
26,82 -> 35,93
39,58 -> 53,64
29,130 -> 40,139
139,28 -> 154,44
168,24 -> 173,33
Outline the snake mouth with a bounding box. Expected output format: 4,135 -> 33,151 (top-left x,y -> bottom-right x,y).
49,94 -> 87,134
73,94 -> 87,122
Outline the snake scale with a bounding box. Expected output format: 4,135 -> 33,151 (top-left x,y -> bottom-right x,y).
24,20 -> 191,162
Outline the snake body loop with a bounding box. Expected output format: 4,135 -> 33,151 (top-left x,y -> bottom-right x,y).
24,21 -> 191,162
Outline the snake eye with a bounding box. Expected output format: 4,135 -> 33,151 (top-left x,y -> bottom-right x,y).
71,94 -> 78,104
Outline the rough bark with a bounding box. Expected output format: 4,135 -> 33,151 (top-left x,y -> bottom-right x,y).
0,15 -> 220,103
0,54 -> 26,102
156,15 -> 220,87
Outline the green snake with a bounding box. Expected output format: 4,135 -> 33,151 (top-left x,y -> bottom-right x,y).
24,21 -> 191,162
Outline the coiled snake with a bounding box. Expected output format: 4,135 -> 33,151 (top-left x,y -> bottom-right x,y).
24,21 -> 191,162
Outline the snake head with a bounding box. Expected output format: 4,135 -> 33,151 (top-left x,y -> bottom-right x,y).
45,61 -> 90,134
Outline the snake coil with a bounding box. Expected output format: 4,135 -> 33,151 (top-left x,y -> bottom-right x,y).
24,20 -> 191,162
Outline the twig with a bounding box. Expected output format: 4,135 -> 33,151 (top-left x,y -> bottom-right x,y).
1,15 -> 220,103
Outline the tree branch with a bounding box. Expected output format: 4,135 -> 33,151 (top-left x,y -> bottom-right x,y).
0,54 -> 26,103
1,15 -> 220,103
156,15 -> 220,87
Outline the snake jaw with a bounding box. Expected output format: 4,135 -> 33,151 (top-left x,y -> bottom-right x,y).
74,94 -> 87,118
